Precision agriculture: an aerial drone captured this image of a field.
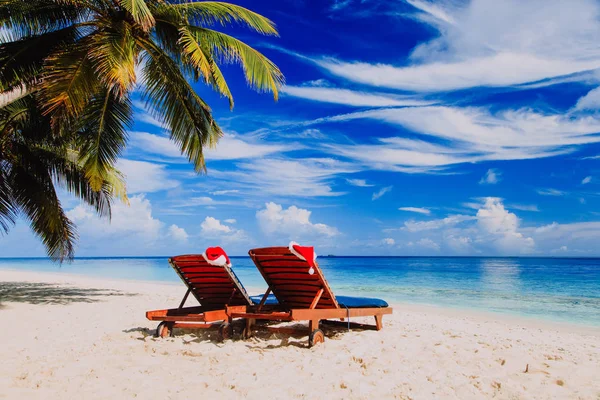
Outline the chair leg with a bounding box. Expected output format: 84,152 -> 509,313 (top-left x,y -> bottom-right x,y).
374,315 -> 383,330
308,319 -> 320,332
243,318 -> 255,339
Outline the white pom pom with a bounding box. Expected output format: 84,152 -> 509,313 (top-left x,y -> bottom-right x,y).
308,267 -> 315,275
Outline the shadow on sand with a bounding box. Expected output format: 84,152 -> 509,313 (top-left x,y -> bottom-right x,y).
127,320 -> 352,349
0,281 -> 138,306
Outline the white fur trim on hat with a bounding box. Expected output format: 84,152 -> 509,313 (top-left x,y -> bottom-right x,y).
288,241 -> 317,275
201,252 -> 231,267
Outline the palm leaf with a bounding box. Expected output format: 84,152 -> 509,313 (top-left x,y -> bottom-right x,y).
137,37 -> 221,172
178,26 -> 233,108
188,26 -> 283,100
87,18 -> 138,95
173,1 -> 278,36
77,87 -> 132,191
40,37 -> 100,119
0,0 -> 91,38
9,145 -> 77,261
0,161 -> 17,234
0,25 -> 81,92
119,0 -> 155,31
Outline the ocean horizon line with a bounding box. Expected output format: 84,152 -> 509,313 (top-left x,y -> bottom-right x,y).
2,255 -> 600,261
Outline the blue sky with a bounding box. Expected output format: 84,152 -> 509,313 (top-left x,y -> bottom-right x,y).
3,0 -> 600,257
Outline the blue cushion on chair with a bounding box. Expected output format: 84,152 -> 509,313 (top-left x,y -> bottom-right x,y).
250,294 -> 388,308
336,295 -> 388,308
250,294 -> 279,305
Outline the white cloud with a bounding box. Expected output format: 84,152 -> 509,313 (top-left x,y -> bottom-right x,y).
526,221 -> 600,254
168,224 -> 189,242
117,159 -> 179,194
129,132 -> 292,161
256,202 -> 339,238
476,198 -> 535,253
205,134 -> 294,160
212,158 -> 357,197
382,238 -> 395,245
479,169 -> 501,185
310,0 -> 600,92
346,178 -> 374,187
509,204 -> 540,212
281,85 -> 433,107
201,216 -> 232,234
408,238 -> 440,251
200,217 -> 248,242
574,87 -> 600,110
68,195 -> 162,245
537,188 -> 565,196
400,198 -> 534,254
224,219 -> 237,224
210,190 -> 240,196
129,132 -> 183,159
403,215 -> 474,232
322,106 -> 600,172
582,176 -> 592,184
399,207 -> 431,215
372,185 -> 393,200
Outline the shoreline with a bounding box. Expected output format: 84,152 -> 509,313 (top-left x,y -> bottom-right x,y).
1,268 -> 599,335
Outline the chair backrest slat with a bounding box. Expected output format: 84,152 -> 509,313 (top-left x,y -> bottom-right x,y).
170,255 -> 252,308
249,247 -> 339,310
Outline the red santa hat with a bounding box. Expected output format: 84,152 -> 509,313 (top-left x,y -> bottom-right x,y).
202,246 -> 231,267
289,241 -> 317,275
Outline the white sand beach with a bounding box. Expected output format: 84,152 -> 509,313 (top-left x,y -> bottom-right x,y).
1,269 -> 599,400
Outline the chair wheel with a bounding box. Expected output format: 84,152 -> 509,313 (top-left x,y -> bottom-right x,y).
308,329 -> 325,348
217,322 -> 233,342
156,322 -> 173,338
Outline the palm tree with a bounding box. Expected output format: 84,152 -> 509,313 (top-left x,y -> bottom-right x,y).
0,0 -> 283,260
0,95 -> 127,260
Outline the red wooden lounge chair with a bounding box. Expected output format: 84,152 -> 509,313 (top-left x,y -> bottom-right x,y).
230,245 -> 393,347
145,250 -> 253,339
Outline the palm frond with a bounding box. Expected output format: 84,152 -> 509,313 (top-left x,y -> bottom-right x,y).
40,37 -> 100,119
173,1 -> 278,36
0,25 -> 81,92
9,149 -> 77,261
178,26 -> 233,108
0,161 -> 17,234
0,0 -> 91,39
77,87 -> 132,191
88,18 -> 138,95
138,37 -> 221,172
188,26 -> 283,100
119,0 -> 155,31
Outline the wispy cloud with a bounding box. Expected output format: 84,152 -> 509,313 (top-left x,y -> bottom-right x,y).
319,106 -> 600,172
537,188 -> 566,196
281,84 -> 434,107
582,176 -> 592,184
117,159 -> 179,194
129,131 -> 295,162
479,169 -> 501,185
211,158 -> 357,198
508,204 -> 540,212
399,207 -> 431,215
305,0 -> 600,92
372,185 -> 393,200
346,178 -> 374,187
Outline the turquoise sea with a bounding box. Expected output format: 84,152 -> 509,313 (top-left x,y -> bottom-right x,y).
1,256 -> 599,326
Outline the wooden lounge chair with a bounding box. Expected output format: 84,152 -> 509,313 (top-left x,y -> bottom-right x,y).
230,246 -> 393,347
145,254 -> 253,339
